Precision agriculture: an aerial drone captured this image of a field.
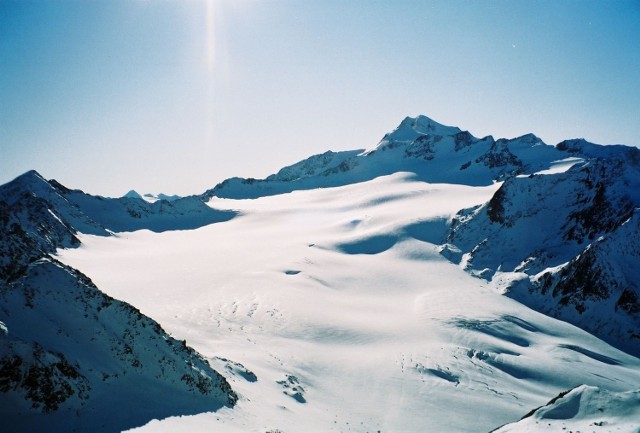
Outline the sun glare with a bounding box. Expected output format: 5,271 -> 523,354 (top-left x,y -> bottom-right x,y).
205,0 -> 216,73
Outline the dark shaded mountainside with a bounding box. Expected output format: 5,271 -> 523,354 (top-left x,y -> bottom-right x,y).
203,115 -> 640,356
0,171 -> 237,432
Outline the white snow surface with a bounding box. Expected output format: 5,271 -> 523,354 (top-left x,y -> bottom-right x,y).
523,157 -> 585,176
57,173 -> 640,432
493,385 -> 640,432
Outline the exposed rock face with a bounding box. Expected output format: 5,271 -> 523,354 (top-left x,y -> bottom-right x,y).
266,150 -> 362,182
0,172 -> 236,432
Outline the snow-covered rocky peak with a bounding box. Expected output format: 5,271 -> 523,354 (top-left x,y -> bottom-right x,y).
1,170 -> 51,197
363,115 -> 467,155
557,137 -> 640,161
0,170 -> 77,214
123,189 -> 143,200
377,115 -> 463,145
266,150 -> 363,182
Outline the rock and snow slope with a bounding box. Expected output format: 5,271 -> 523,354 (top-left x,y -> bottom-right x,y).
0,170 -> 235,238
447,150 -> 640,356
0,257 -> 236,432
3,114 -> 640,432
0,172 -> 236,432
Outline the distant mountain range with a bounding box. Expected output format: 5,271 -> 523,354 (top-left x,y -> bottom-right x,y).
1,115 -> 638,432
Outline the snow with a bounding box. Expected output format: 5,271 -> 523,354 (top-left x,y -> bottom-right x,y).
57,172 -> 640,432
47,208 -> 66,226
523,156 -> 585,176
493,385 -> 640,432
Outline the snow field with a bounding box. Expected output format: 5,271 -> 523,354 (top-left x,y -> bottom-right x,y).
57,173 -> 640,432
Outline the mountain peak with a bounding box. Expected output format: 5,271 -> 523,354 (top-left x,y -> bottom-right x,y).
513,132 -> 543,143
11,169 -> 48,186
374,115 -> 462,148
123,190 -> 143,199
0,170 -> 56,204
362,115 -> 463,155
397,115 -> 462,137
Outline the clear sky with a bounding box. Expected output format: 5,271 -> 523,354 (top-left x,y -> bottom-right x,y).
1,0 -> 639,197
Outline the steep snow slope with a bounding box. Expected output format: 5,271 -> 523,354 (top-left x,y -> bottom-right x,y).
0,172 -> 237,432
58,173 -> 640,433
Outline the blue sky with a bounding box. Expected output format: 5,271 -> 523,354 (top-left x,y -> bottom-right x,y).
1,0 -> 639,196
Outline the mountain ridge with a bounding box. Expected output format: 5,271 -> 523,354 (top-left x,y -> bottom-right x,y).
0,171 -> 237,432
201,115 -> 581,200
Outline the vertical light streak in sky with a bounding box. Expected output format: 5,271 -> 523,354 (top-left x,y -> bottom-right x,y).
204,0 -> 217,165
205,0 -> 216,74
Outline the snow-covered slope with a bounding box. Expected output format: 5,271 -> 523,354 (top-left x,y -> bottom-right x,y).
493,385 -> 640,432
0,172 -> 237,432
58,173 -> 640,433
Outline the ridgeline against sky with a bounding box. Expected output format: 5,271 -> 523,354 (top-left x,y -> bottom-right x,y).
1,0 -> 639,196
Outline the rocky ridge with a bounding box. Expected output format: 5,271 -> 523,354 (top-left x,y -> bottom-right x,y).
0,171 -> 237,432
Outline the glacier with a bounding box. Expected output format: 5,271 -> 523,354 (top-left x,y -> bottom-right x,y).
2,115 -> 639,432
